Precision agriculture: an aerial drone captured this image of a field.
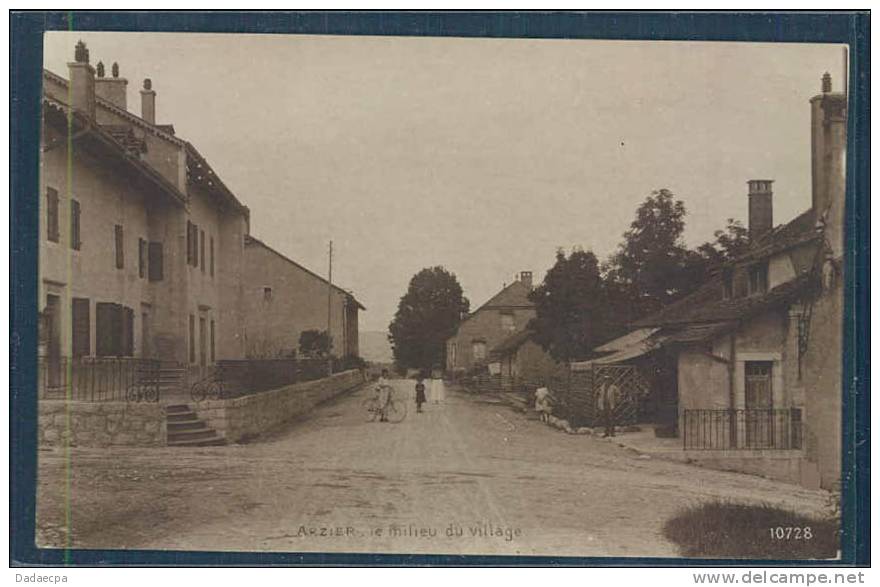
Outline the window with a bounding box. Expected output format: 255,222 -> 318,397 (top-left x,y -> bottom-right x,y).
199,229 -> 205,272
70,199 -> 81,250
114,224 -> 124,269
148,242 -> 164,281
263,287 -> 273,302
500,312 -> 515,332
209,236 -> 215,277
186,221 -> 195,265
71,298 -> 90,358
95,302 -> 133,357
472,340 -> 487,361
46,188 -> 59,242
138,238 -> 147,278
748,262 -> 768,296
745,361 -> 773,409
189,314 -> 196,363
721,268 -> 734,300
210,320 -> 216,363
199,317 -> 207,366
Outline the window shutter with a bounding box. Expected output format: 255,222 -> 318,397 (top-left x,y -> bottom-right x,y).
148,242 -> 164,281
122,306 -> 134,356
200,229 -> 205,272
96,302 -> 123,356
138,238 -> 147,278
210,236 -> 214,277
71,298 -> 90,358
114,225 -> 124,269
70,199 -> 81,250
46,188 -> 59,242
186,221 -> 194,265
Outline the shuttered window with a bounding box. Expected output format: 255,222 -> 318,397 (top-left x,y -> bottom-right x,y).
210,319 -> 216,363
209,236 -> 214,277
71,298 -> 90,358
189,314 -> 196,363
199,229 -> 205,272
148,242 -> 164,281
46,188 -> 59,242
114,225 -> 124,269
70,199 -> 81,250
95,302 -> 134,357
138,238 -> 147,278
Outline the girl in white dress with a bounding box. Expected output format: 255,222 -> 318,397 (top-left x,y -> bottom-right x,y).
431,375 -> 446,404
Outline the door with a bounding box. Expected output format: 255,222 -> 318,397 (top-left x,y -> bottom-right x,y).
45,295 -> 61,388
744,361 -> 774,448
141,311 -> 151,358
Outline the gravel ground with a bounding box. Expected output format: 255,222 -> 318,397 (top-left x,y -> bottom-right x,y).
36,379 -> 831,558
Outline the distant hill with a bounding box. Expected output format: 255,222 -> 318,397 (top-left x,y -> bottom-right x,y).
359,330 -> 393,363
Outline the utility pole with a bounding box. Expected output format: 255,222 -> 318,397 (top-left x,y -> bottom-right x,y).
327,240 -> 333,374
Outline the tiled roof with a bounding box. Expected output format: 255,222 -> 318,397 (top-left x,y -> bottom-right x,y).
634,272 -> 814,328
738,210 -> 819,263
490,329 -> 534,357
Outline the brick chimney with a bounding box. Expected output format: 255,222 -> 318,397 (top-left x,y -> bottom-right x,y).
747,180 -> 774,240
140,78 -> 156,124
519,271 -> 533,289
810,72 -> 847,258
95,61 -> 128,110
67,41 -> 96,118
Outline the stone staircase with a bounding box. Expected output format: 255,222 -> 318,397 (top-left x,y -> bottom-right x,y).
156,364 -> 188,398
165,404 -> 226,447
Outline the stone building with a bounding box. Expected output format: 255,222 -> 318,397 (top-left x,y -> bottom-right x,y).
242,235 -> 363,359
489,329 -> 565,390
445,271 -> 535,375
581,74 -> 846,490
39,41 -> 251,392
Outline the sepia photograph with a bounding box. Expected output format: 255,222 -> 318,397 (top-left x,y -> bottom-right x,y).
9,12 -> 869,568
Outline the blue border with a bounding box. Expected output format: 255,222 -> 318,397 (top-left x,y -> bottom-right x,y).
10,11 -> 870,567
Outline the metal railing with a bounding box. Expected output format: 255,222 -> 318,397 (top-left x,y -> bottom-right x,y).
683,408 -> 803,450
38,356 -> 161,402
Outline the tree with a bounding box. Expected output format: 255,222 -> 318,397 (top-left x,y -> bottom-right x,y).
605,189 -> 694,319
529,248 -> 619,362
388,266 -> 470,372
299,329 -> 332,358
695,218 -> 750,266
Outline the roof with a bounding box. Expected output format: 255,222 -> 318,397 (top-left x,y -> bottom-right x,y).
634,271 -> 814,328
456,279 -> 534,330
593,328 -> 659,353
43,68 -> 249,216
244,235 -> 366,310
738,210 -> 820,264
490,329 -> 535,357
42,96 -> 188,207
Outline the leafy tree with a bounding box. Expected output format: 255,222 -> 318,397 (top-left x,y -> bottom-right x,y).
298,329 -> 332,358
388,266 -> 470,372
695,218 -> 750,266
388,266 -> 470,369
605,189 -> 694,319
529,248 -> 619,362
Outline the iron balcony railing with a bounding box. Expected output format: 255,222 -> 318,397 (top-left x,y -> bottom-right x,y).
683,408 -> 803,450
38,356 -> 161,402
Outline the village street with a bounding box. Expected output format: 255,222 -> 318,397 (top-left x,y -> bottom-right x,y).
37,380 -> 830,558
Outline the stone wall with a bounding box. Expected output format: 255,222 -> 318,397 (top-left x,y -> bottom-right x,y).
685,450 -> 806,486
39,400 -> 166,447
192,369 -> 365,443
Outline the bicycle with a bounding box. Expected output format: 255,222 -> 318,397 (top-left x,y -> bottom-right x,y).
362,389 -> 407,423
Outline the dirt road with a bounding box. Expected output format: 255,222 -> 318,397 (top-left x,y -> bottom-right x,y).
36,379 -> 830,557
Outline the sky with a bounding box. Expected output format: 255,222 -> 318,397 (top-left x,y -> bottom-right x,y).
44,33 -> 846,332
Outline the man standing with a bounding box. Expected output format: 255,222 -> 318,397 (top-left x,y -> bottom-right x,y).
598,373 -> 621,437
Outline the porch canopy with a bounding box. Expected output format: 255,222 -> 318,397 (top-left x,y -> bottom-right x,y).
572,328 -> 665,372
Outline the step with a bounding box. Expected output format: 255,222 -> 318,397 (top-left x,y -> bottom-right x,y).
167,435 -> 226,447
166,412 -> 201,423
167,428 -> 217,442
165,404 -> 192,414
168,420 -> 208,432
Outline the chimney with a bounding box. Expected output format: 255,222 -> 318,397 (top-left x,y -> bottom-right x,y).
810,72 -> 847,258
519,271 -> 533,289
140,78 -> 156,124
67,41 -> 96,118
95,61 -> 128,110
747,180 -> 774,240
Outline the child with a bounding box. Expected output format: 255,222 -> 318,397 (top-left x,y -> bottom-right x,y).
415,376 -> 427,413
535,386 -> 554,423
374,369 -> 392,422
